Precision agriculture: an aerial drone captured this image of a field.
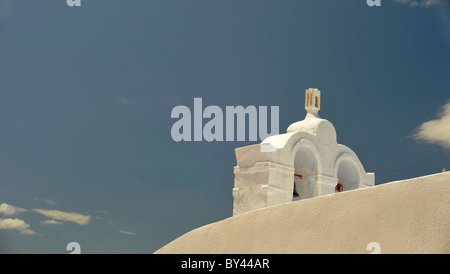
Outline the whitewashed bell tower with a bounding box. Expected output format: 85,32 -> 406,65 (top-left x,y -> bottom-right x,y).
232,88 -> 375,216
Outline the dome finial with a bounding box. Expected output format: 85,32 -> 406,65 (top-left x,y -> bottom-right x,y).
305,88 -> 321,117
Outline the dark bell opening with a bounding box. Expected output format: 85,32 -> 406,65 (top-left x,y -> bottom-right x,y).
293,183 -> 299,197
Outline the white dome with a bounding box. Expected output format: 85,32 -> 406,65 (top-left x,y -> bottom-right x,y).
286,113 -> 337,144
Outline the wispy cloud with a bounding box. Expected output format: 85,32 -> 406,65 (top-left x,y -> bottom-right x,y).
95,209 -> 110,215
33,198 -> 57,206
413,101 -> 450,149
393,0 -> 447,7
40,219 -> 63,225
33,209 -> 91,226
0,203 -> 27,216
113,96 -> 130,105
119,230 -> 135,236
0,218 -> 37,235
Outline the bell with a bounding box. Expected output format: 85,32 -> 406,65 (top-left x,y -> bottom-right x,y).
335,183 -> 343,192
293,184 -> 299,197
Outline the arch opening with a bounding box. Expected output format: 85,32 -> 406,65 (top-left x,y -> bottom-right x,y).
336,160 -> 359,192
293,146 -> 318,201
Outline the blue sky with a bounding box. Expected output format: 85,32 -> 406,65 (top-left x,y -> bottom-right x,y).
0,0 -> 449,253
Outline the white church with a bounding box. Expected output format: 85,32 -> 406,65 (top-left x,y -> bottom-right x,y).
232,88 -> 375,216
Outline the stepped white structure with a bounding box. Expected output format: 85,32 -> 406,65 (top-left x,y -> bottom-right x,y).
232,88 -> 375,215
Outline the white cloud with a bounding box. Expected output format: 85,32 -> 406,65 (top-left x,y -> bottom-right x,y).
422,0 -> 443,6
0,203 -> 27,216
119,230 -> 135,236
33,209 -> 91,226
0,218 -> 37,235
393,0 -> 446,7
40,219 -> 63,225
413,101 -> 450,149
